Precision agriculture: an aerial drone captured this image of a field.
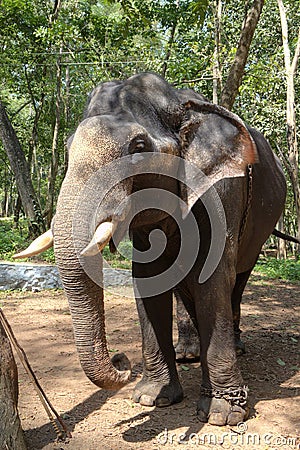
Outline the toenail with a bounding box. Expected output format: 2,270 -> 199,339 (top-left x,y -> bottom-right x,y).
139,395 -> 155,406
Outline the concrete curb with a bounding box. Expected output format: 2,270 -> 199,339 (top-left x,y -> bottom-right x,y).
0,262 -> 132,292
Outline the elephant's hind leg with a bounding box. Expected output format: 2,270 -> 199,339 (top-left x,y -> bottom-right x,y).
231,269 -> 253,355
174,289 -> 200,362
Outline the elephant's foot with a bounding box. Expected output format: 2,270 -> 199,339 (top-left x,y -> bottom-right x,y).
175,338 -> 200,362
132,377 -> 183,407
197,386 -> 249,426
175,333 -> 200,362
175,321 -> 200,362
175,336 -> 245,362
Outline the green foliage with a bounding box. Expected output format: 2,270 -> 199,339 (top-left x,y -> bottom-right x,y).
102,240 -> 132,270
0,218 -> 55,263
0,0 -> 299,239
255,257 -> 300,282
0,218 -> 27,260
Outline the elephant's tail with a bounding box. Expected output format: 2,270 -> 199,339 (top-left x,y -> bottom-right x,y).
272,229 -> 300,244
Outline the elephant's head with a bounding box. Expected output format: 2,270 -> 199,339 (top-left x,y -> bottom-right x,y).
14,73 -> 257,390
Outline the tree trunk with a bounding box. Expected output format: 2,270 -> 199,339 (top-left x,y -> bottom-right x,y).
277,214 -> 287,259
45,52 -> 62,227
220,0 -> 264,110
212,0 -> 222,104
162,21 -> 177,78
63,63 -> 71,176
277,0 -> 300,245
0,323 -> 27,450
13,194 -> 23,228
0,101 -> 45,236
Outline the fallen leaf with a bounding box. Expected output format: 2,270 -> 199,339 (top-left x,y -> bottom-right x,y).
277,358 -> 286,366
181,365 -> 190,371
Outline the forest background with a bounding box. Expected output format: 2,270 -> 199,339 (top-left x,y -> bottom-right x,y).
0,0 -> 299,267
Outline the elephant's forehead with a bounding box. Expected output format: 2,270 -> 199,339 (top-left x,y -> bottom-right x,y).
69,117 -> 121,164
73,116 -> 146,146
67,117 -> 150,177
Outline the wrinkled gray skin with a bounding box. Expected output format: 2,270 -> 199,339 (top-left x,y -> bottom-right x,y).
175,282 -> 246,363
53,72 -> 286,426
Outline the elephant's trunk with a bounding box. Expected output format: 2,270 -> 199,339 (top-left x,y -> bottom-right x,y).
54,180 -> 131,390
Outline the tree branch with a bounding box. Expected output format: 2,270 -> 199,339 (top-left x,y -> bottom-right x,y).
275,141 -> 293,175
291,27 -> 300,75
12,101 -> 31,117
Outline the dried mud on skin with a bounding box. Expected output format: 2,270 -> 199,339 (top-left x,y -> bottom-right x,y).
0,275 -> 299,450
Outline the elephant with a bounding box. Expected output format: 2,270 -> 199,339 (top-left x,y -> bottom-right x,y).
14,72 -> 287,426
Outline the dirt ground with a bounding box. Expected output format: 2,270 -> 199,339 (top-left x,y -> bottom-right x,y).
0,274 -> 299,450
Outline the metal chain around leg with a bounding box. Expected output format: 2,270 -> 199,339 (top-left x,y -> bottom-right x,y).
200,385 -> 249,408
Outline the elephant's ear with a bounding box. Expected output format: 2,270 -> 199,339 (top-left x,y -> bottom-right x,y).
178,100 -> 258,215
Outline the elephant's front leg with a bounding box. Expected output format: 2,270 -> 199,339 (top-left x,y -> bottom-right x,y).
195,261 -> 249,426
132,292 -> 183,407
131,225 -> 183,407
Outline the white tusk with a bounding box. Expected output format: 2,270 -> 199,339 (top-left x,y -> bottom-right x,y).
13,230 -> 54,259
81,222 -> 116,257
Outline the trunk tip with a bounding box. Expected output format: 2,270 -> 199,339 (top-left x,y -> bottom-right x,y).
83,352 -> 132,391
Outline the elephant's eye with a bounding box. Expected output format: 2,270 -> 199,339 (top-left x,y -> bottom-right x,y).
129,137 -> 147,153
135,140 -> 145,151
